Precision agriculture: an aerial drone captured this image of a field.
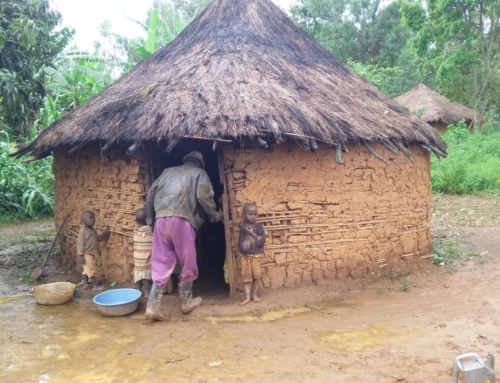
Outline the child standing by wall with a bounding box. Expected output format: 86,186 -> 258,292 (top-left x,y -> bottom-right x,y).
238,203 -> 266,305
133,208 -> 153,297
77,211 -> 110,291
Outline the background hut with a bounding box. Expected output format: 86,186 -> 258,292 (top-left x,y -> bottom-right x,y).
15,0 -> 446,296
394,84 -> 475,134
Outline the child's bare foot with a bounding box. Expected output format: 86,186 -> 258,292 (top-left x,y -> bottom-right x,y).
252,295 -> 261,302
82,284 -> 90,290
93,285 -> 104,291
240,297 -> 251,306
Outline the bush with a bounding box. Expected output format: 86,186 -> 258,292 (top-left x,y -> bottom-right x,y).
431,115 -> 500,194
0,131 -> 54,220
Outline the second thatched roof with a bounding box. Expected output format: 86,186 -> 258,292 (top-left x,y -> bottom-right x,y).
18,0 -> 446,159
394,84 -> 475,126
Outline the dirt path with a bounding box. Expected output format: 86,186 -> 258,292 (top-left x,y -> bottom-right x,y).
1,196 -> 500,382
0,218 -> 55,296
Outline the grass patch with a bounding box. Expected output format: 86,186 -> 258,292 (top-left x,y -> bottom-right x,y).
431,237 -> 486,272
0,213 -> 54,226
399,277 -> 410,292
432,114 -> 500,194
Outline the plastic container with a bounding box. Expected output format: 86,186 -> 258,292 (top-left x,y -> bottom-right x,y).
93,288 -> 142,317
452,353 -> 495,383
34,282 -> 75,305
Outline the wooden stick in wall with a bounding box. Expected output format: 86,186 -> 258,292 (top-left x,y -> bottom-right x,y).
85,198 -> 145,206
123,235 -> 132,283
84,187 -> 146,196
109,208 -> 137,214
101,241 -> 109,280
265,238 -> 367,250
282,227 -> 377,238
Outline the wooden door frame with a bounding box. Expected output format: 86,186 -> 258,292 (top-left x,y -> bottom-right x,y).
148,140 -> 236,297
217,145 -> 236,297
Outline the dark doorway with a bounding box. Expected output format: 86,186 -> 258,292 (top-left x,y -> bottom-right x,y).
152,139 -> 228,298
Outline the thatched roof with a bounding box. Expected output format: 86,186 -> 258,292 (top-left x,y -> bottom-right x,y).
394,84 -> 475,126
18,0 -> 446,159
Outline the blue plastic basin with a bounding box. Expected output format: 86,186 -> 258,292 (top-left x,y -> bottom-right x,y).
93,288 -> 142,317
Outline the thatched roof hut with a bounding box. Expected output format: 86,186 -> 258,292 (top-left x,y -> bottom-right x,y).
394,84 -> 475,134
18,0 -> 445,159
15,0 -> 446,295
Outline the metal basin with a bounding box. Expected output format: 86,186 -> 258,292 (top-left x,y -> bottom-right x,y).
93,288 -> 142,317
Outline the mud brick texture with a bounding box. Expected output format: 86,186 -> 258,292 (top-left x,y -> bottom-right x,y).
52,141 -> 431,288
53,143 -> 150,283
223,142 -> 432,290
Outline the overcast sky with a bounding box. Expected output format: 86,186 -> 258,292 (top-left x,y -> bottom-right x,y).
51,0 -> 299,51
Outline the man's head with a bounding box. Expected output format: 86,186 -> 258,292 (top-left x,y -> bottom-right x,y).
81,211 -> 95,228
243,203 -> 258,224
135,208 -> 147,225
183,151 -> 205,169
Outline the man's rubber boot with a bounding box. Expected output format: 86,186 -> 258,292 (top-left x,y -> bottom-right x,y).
144,284 -> 166,321
179,281 -> 202,314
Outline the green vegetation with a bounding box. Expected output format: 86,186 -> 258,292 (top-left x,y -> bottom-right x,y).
1,0 -> 499,225
431,114 -> 500,194
0,0 -> 198,223
0,132 -> 54,221
400,0 -> 500,131
0,0 -> 73,138
130,8 -> 188,61
291,1 -> 409,67
399,277 -> 410,292
432,237 -> 486,272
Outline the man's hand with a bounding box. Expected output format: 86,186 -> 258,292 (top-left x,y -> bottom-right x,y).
211,211 -> 222,223
149,224 -> 154,234
79,255 -> 86,265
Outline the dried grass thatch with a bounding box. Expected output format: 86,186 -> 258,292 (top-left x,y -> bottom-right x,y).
394,84 -> 475,126
18,0 -> 446,158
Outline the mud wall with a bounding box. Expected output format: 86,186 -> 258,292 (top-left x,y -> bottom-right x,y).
223,142 -> 432,289
53,143 -> 151,282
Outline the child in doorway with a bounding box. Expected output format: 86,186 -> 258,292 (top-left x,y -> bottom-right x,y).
133,208 -> 153,297
77,211 -> 110,291
238,203 -> 266,305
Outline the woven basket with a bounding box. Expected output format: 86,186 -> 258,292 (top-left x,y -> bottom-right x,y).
34,282 -> 75,305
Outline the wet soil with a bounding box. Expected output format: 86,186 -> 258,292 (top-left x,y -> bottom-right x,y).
2,195 -> 500,382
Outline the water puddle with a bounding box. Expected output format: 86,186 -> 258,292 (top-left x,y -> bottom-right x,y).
206,307 -> 310,323
306,298 -> 356,312
76,332 -> 100,343
0,295 -> 27,304
314,325 -> 418,352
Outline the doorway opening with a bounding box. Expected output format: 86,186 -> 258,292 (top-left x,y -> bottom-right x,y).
152,139 -> 228,299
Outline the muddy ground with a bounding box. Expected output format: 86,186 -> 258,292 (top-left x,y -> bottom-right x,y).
2,194 -> 500,382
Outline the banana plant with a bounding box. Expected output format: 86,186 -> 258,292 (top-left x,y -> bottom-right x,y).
0,131 -> 54,216
130,5 -> 188,61
41,49 -> 130,116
